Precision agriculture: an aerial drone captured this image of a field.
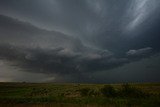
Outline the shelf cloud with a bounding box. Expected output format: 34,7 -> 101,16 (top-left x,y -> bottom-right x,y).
0,0 -> 160,83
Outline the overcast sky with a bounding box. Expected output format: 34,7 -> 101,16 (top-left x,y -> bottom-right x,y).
0,0 -> 160,83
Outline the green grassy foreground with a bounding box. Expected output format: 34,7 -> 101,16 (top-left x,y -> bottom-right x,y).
0,82 -> 160,106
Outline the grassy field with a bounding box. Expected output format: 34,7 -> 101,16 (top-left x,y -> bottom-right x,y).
0,82 -> 160,107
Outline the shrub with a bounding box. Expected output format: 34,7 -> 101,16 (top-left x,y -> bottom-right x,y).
120,83 -> 147,98
29,88 -> 49,97
79,88 -> 100,97
79,88 -> 91,97
101,85 -> 117,97
88,89 -> 100,97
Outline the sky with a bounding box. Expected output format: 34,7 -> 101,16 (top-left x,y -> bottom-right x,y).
0,0 -> 160,83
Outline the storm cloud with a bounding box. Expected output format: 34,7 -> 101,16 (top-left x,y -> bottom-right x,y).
0,0 -> 160,83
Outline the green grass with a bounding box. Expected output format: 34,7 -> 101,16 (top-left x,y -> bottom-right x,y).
0,82 -> 160,106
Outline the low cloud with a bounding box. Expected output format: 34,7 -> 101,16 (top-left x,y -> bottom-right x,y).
0,43 -> 129,82
126,47 -> 153,58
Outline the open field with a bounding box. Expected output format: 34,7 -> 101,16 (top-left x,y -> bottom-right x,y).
0,82 -> 160,107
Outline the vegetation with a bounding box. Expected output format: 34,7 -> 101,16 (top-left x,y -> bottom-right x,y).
79,88 -> 100,97
100,85 -> 117,97
0,82 -> 160,106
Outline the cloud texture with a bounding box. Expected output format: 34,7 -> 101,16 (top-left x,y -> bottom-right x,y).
0,0 -> 160,82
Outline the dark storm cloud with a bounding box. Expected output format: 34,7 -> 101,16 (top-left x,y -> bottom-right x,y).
0,0 -> 160,82
0,42 -> 154,82
91,53 -> 160,83
126,47 -> 153,57
0,0 -> 160,48
0,15 -> 130,82
0,43 -> 128,82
